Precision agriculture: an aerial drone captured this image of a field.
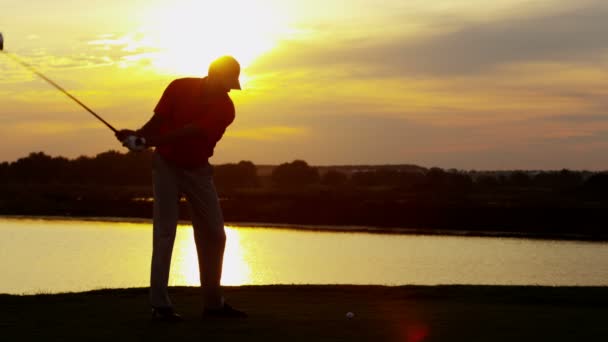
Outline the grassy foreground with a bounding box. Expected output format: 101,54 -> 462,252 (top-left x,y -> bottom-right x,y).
1,285 -> 606,341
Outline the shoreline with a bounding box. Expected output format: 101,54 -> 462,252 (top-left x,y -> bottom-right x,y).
2,214 -> 607,242
3,284 -> 608,296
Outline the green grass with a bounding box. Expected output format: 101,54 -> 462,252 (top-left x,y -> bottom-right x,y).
1,285 -> 606,341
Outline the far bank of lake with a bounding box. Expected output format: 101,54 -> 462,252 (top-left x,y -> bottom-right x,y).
1,214 -> 606,242
2,183 -> 607,241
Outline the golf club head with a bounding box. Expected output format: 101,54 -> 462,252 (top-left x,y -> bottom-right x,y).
0,32 -> 4,51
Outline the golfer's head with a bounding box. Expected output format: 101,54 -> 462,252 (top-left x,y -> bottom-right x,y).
208,56 -> 241,92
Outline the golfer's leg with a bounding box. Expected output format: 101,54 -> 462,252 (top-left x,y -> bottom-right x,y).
150,154 -> 180,308
182,164 -> 226,309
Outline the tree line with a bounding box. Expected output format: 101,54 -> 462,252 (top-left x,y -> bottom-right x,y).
1,151 -> 607,197
2,150 -> 607,238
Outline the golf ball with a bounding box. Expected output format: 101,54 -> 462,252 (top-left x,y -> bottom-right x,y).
346,312 -> 355,319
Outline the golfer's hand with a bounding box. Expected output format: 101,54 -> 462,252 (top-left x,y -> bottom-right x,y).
122,135 -> 147,152
115,129 -> 136,142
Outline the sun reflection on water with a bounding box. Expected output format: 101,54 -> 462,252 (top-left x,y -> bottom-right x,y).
170,225 -> 251,286
1,218 -> 607,295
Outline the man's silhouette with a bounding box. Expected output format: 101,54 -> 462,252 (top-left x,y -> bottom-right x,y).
116,56 -> 246,321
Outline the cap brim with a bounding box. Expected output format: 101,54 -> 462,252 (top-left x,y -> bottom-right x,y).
230,78 -> 241,90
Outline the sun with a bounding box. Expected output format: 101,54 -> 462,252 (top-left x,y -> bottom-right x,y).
141,0 -> 291,79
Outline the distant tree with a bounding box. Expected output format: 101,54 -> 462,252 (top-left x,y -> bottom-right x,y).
475,174 -> 500,189
350,169 -> 425,189
508,171 -> 531,187
78,150 -> 153,185
2,150 -> 154,186
93,150 -> 129,184
271,160 -> 320,187
558,169 -> 583,189
350,171 -> 380,187
395,171 -> 426,189
9,152 -> 70,183
582,172 -> 608,199
214,161 -> 259,190
534,169 -> 583,191
418,168 -> 473,194
497,174 -> 508,185
116,150 -> 154,186
0,162 -> 8,182
69,155 -> 96,184
321,170 -> 348,186
425,167 -> 447,186
446,171 -> 474,192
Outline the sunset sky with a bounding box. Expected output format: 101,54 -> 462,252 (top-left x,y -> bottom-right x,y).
1,0 -> 607,170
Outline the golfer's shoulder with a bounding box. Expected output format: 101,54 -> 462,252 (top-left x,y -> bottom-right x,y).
167,77 -> 200,90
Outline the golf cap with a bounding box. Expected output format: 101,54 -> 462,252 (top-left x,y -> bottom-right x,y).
209,55 -> 241,90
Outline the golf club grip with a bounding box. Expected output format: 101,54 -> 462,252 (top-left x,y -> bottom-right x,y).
2,51 -> 118,133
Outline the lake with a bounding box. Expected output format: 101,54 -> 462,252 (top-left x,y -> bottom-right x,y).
0,217 -> 607,294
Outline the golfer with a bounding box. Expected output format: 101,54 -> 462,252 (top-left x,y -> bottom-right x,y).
116,56 -> 246,321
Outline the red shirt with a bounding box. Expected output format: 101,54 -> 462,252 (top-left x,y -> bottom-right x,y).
154,77 -> 235,168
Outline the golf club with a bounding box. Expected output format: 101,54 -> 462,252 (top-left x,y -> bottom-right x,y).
0,32 -> 118,133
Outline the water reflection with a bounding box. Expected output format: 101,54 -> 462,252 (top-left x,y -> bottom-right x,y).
171,226 -> 251,286
1,217 -> 607,295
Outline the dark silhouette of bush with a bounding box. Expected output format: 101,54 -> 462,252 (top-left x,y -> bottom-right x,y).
0,150 -> 603,206
271,160 -> 320,187
321,170 -> 348,186
534,169 -> 583,191
1,150 -> 608,238
350,169 -> 425,189
0,162 -> 8,180
398,171 -> 426,189
475,174 -> 500,189
6,152 -> 70,184
508,171 -> 532,187
1,150 -> 154,186
446,171 -> 474,193
214,161 -> 259,190
420,168 -> 473,193
582,172 -> 608,199
350,170 -> 381,187
425,167 -> 446,185
96,150 -> 153,185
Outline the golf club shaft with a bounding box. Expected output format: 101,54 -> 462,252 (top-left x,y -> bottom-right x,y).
1,51 -> 118,133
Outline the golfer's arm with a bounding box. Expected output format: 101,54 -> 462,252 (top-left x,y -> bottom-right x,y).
145,123 -> 205,147
136,111 -> 202,146
136,112 -> 164,139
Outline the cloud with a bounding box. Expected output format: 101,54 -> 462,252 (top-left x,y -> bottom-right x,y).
0,32 -> 164,84
545,114 -> 608,124
395,2 -> 608,76
300,111 -> 608,169
251,1 -> 608,77
243,60 -> 608,128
